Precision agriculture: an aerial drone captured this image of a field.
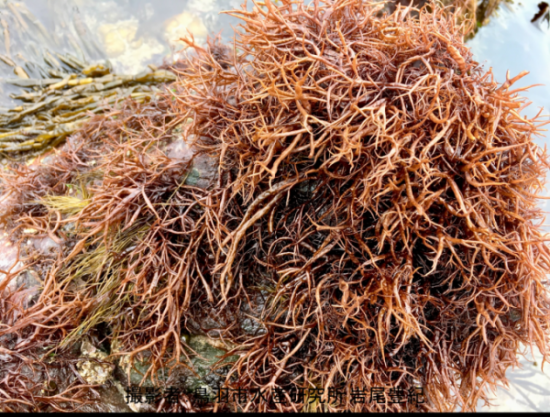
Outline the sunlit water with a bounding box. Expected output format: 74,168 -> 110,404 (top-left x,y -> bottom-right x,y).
1,0 -> 550,412
469,0 -> 550,123
0,0 -> 244,106
3,0 -> 242,70
468,0 -> 550,230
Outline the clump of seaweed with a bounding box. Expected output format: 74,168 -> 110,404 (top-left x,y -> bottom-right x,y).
0,95 -> 224,411
1,0 -> 550,413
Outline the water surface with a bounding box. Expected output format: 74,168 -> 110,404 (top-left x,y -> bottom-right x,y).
2,0 -> 550,412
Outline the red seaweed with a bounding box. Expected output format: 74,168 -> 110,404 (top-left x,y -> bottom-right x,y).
1,0 -> 550,412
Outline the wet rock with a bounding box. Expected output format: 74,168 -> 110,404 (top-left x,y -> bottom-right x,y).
77,338 -> 114,386
116,334 -> 238,401
240,317 -> 264,335
97,19 -> 165,73
180,335 -> 238,396
6,269 -> 42,310
188,154 -> 218,188
0,231 -> 22,288
29,235 -> 64,255
165,137 -> 194,161
165,137 -> 218,189
0,349 -> 131,413
164,12 -> 207,46
119,350 -> 167,388
62,222 -> 76,235
0,234 -> 43,312
0,193 -> 17,221
508,309 -> 522,323
76,384 -> 134,413
239,290 -> 268,336
0,226 -> 64,311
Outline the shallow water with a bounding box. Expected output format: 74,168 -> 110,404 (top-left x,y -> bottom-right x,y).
1,0 -> 550,412
0,0 -> 242,74
0,0 -> 244,106
468,0 -> 550,124
467,0 -> 550,226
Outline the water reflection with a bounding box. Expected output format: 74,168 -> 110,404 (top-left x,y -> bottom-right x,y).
0,0 -> 242,78
0,1 -> 548,410
468,0 -> 550,124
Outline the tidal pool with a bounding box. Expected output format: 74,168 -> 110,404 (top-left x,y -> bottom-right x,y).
1,0 -> 549,412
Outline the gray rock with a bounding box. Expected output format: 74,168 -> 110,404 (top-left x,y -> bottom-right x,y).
117,334 -> 238,403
